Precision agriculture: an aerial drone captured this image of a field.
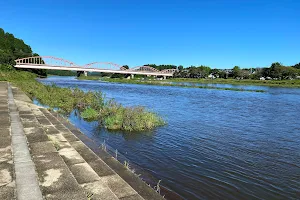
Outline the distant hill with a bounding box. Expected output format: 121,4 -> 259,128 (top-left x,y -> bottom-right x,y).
0,28 -> 46,76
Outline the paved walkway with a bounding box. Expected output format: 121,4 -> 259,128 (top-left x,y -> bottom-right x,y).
0,82 -> 15,199
8,83 -> 43,200
0,82 -> 164,200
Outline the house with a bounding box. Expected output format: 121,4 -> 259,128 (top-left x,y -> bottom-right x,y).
260,77 -> 266,80
208,74 -> 216,79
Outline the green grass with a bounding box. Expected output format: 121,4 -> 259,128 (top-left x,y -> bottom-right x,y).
80,77 -> 266,93
167,78 -> 300,88
0,68 -> 165,132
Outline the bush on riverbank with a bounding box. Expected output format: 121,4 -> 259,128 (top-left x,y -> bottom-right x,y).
0,69 -> 165,131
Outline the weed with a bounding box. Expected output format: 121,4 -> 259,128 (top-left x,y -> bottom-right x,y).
86,192 -> 94,200
48,136 -> 60,151
53,141 -> 60,151
80,107 -> 98,121
124,161 -> 130,169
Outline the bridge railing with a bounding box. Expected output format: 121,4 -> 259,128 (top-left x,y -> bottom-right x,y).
83,62 -> 127,71
15,56 -> 78,67
161,69 -> 178,74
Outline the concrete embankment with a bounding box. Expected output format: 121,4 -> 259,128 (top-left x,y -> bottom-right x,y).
0,82 -> 164,200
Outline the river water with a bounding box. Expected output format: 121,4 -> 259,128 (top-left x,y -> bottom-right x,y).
38,76 -> 300,200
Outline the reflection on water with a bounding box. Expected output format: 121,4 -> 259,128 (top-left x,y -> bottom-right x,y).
37,76 -> 300,200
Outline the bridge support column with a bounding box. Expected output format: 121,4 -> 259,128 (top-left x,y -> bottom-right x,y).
163,76 -> 167,80
84,71 -> 88,76
131,74 -> 134,79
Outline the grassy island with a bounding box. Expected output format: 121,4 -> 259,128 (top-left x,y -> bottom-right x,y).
0,68 -> 165,132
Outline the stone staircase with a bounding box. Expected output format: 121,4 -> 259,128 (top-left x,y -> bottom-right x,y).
0,83 -> 164,200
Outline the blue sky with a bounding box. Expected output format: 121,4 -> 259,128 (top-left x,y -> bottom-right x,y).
1,0 -> 299,69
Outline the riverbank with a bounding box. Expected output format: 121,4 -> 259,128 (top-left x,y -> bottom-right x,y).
167,78 -> 300,88
78,76 -> 266,92
0,70 -> 164,131
0,82 -> 165,200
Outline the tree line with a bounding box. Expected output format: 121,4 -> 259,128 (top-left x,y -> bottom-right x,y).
172,63 -> 300,80
0,28 -> 46,76
122,62 -> 300,80
144,64 -> 178,70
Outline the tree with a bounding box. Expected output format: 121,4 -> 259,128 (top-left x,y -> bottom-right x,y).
178,65 -> 184,71
218,70 -> 227,79
232,66 -> 241,78
269,62 -> 284,79
267,62 -> 300,79
241,70 -> 250,79
211,68 -> 220,77
186,65 -> 210,78
282,67 -> 298,79
292,63 -> 300,69
122,65 -> 129,69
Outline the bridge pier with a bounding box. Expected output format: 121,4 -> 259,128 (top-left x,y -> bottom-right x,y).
76,71 -> 83,77
131,74 -> 134,79
84,71 -> 88,76
163,76 -> 166,80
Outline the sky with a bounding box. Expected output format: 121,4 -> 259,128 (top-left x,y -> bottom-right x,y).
1,0 -> 300,69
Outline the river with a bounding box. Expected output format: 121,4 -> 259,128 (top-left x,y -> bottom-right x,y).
37,76 -> 300,200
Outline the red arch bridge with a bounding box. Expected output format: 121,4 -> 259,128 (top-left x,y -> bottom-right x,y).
14,56 -> 177,78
